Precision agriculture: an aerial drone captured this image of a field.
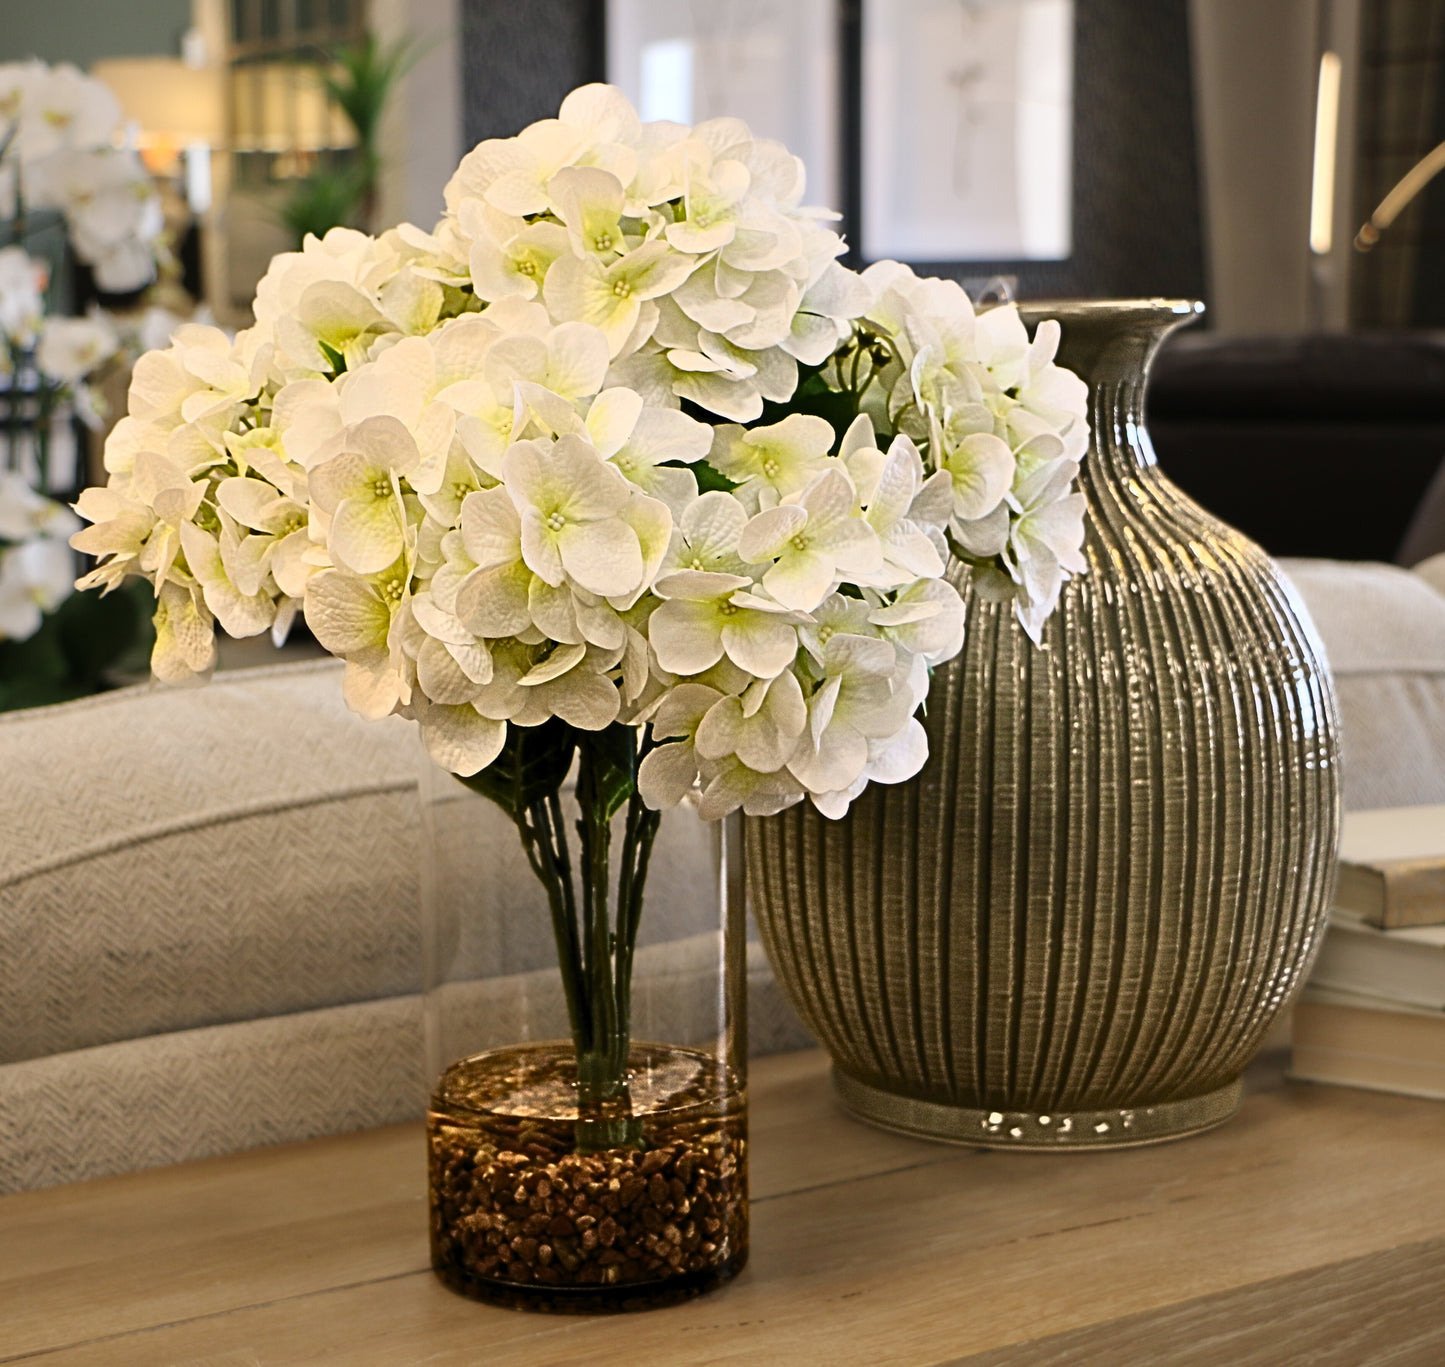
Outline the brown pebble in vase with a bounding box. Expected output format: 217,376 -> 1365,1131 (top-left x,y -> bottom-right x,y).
428,1042 -> 748,1314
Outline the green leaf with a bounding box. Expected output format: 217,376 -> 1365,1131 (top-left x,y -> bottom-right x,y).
575,723 -> 638,825
456,717 -> 576,818
687,459 -> 739,495
280,169 -> 366,249
317,339 -> 348,376
757,371 -> 862,440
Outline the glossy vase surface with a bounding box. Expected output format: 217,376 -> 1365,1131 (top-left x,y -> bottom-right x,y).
748,299 -> 1341,1149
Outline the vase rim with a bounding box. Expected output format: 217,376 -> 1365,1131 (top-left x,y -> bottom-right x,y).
1016,297 -> 1205,320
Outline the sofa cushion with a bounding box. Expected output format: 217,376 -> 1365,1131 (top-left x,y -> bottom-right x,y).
0,661 -> 421,1064
1281,558 -> 1445,811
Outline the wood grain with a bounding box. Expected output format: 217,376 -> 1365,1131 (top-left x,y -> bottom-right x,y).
947,1236 -> 1445,1366
2,1049 -> 1443,1366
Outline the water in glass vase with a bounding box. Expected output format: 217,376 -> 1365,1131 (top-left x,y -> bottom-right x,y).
428,1041 -> 748,1312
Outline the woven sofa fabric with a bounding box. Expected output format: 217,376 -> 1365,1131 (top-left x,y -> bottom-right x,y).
0,662 -> 422,1064
0,995 -> 427,1194
1282,558 -> 1445,810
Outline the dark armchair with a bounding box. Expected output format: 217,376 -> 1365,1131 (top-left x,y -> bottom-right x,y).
1146,332 -> 1445,564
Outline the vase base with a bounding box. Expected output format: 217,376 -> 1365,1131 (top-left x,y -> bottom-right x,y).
431,1248 -> 748,1314
832,1069 -> 1245,1150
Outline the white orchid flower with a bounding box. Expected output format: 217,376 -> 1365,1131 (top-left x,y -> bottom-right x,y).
36,312 -> 118,384
0,539 -> 74,641
14,63 -> 119,160
0,247 -> 46,346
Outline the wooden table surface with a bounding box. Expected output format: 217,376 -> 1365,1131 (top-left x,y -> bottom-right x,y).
4,1047 -> 1445,1367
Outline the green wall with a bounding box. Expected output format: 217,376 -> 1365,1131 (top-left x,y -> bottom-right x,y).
0,0 -> 192,68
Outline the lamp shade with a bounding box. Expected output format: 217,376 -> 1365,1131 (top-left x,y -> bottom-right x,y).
90,58 -> 226,147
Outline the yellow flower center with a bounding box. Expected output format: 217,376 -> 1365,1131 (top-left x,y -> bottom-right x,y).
371,477 -> 391,499
546,511 -> 567,532
612,279 -> 633,299
762,459 -> 781,479
593,231 -> 615,252
516,259 -> 537,277
791,534 -> 810,552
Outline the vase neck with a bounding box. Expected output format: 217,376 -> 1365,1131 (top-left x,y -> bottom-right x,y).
1018,298 -> 1203,482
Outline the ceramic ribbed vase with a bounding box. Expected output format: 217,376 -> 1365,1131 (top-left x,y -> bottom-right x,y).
748,298 -> 1341,1150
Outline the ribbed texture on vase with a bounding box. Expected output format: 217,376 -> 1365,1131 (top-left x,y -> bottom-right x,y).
748,300 -> 1341,1118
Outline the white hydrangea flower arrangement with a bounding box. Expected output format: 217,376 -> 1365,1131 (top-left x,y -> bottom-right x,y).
0,60 -> 162,293
71,84 -> 1090,1117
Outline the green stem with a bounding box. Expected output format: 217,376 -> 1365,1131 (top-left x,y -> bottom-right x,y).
513,799 -> 588,1052
574,736 -> 622,1099
613,786 -> 662,1056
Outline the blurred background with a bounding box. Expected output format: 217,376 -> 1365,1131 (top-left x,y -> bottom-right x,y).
3,0 -> 1444,581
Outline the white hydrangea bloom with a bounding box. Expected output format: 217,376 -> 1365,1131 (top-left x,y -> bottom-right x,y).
70,82 -> 1091,825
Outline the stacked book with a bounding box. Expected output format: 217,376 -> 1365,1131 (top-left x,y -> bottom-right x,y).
1291,804 -> 1445,1100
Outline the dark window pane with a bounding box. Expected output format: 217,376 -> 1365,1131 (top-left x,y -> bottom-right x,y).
231,0 -> 248,42
261,0 -> 280,40
329,0 -> 349,32
297,0 -> 315,32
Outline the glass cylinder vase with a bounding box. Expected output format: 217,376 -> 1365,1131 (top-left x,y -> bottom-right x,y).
421,750 -> 748,1314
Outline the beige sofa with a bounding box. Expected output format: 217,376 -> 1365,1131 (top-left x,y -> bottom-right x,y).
2,556 -> 1443,1192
